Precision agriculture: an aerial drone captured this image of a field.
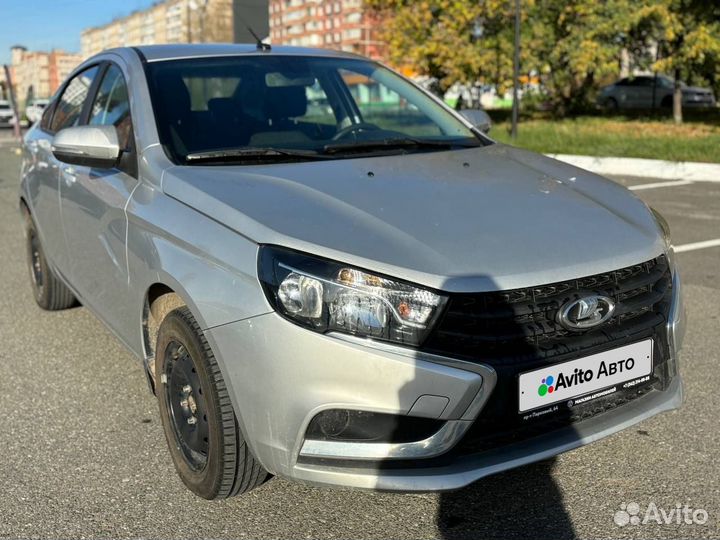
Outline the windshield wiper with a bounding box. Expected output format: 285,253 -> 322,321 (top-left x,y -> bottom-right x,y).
185,147 -> 330,163
322,137 -> 481,155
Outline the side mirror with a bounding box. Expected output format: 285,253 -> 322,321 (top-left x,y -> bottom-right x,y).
459,109 -> 492,134
52,125 -> 120,168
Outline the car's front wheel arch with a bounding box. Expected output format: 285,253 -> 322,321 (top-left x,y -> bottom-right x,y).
143,283 -> 187,384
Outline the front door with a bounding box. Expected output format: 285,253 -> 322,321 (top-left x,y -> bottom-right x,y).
59,62 -> 138,342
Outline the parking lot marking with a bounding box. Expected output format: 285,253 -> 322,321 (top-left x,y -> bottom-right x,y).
675,239 -> 720,253
629,179 -> 695,191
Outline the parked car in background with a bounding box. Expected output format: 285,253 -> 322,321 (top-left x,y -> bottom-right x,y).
21,44 -> 684,501
25,99 -> 49,124
597,75 -> 716,110
0,100 -> 16,128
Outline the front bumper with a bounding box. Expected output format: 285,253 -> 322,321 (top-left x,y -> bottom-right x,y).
206,270 -> 685,492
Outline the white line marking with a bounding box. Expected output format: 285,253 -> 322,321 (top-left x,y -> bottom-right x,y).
674,239 -> 720,253
629,179 -> 695,190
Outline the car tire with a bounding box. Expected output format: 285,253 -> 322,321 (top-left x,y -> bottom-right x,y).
661,95 -> 672,108
605,97 -> 619,112
156,306 -> 267,499
24,210 -> 76,310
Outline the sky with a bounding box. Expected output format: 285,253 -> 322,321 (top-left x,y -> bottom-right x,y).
0,0 -> 159,65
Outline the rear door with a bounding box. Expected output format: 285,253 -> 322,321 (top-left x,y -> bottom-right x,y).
58,62 -> 139,339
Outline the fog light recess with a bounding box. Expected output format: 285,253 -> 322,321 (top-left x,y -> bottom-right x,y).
305,409 -> 445,444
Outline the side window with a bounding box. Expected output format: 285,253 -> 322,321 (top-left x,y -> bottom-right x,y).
50,66 -> 99,132
89,65 -> 133,150
39,101 -> 54,131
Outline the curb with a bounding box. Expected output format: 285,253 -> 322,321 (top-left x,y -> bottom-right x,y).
547,154 -> 720,183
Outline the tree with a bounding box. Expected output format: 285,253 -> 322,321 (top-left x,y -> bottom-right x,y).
366,0 -> 720,118
366,0 -> 639,113
365,0 -> 522,97
637,0 -> 720,123
524,0 -> 648,114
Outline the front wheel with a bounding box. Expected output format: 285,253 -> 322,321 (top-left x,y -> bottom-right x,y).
604,97 -> 619,112
156,306 -> 267,499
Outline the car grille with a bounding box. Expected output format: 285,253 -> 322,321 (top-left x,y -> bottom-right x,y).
423,255 -> 671,364
421,255 -> 674,456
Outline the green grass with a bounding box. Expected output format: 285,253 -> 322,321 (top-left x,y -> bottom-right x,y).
489,115 -> 720,163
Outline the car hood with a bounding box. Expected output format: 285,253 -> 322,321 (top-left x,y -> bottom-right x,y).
683,86 -> 712,94
162,144 -> 665,292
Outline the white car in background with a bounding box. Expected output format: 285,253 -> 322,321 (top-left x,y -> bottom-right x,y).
25,99 -> 49,125
0,100 -> 16,128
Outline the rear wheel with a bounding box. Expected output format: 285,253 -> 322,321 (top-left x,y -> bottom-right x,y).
156,306 -> 267,499
23,210 -> 76,310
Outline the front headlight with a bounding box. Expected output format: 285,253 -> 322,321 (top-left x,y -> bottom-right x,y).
258,246 -> 447,347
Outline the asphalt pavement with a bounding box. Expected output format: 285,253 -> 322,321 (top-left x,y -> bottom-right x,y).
0,130 -> 718,539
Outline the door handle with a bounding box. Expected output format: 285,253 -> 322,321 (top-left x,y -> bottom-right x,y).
62,166 -> 77,186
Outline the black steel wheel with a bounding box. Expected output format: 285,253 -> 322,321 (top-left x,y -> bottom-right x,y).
23,208 -> 76,310
164,340 -> 210,471
28,227 -> 44,291
156,306 -> 267,499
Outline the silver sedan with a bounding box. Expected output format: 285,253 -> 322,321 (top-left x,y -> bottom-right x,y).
597,75 -> 716,110
20,45 -> 684,500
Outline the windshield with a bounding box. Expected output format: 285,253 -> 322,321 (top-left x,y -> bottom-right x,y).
145,56 -> 484,164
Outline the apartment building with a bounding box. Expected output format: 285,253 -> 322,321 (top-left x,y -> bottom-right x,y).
9,46 -> 82,106
269,0 -> 385,60
81,0 -> 238,59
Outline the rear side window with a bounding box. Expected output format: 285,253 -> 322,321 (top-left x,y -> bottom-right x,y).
50,66 -> 99,132
89,65 -> 133,150
40,101 -> 54,131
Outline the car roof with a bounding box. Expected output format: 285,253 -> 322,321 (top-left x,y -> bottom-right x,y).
126,43 -> 368,63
